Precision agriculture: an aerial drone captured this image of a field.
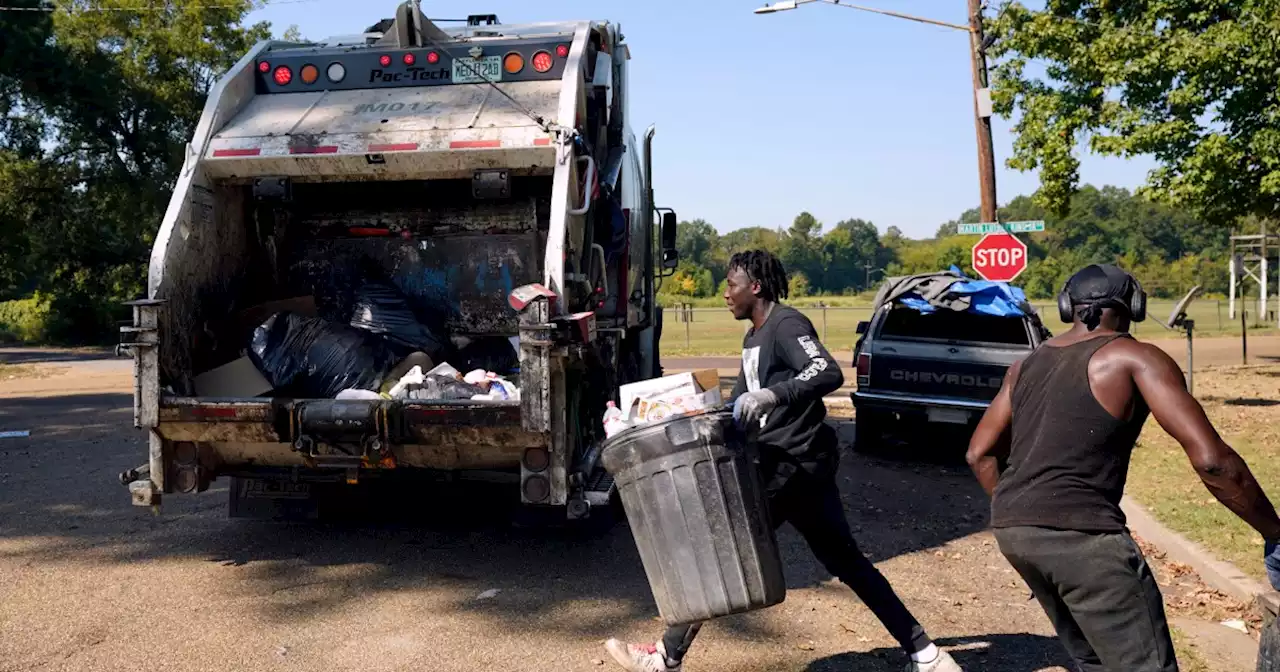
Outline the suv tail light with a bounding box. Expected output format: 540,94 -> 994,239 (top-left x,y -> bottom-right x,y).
855,352 -> 872,388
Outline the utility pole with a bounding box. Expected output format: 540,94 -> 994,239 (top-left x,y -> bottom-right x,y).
967,0 -> 998,224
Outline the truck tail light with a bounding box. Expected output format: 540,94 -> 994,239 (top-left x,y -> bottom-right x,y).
532,50 -> 553,73
856,352 -> 872,388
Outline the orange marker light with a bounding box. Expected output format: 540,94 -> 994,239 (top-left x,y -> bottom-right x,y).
503,52 -> 524,74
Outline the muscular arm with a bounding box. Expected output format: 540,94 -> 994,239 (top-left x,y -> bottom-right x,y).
766,315 -> 844,405
1130,343 -> 1280,540
966,360 -> 1019,497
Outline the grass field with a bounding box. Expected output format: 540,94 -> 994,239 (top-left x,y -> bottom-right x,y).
1127,364 -> 1280,584
659,299 -> 1269,357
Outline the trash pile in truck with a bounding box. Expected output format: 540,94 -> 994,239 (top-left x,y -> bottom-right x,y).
191,278 -> 521,402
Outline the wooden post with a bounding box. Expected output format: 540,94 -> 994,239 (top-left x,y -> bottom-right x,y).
1243,308 -> 1249,365
968,0 -> 998,223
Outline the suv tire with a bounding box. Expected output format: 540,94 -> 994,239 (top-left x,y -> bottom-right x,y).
853,409 -> 889,455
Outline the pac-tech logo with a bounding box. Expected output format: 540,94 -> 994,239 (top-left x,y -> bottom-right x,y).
369,67 -> 450,83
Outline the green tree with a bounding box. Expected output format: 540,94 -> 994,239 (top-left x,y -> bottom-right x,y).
0,0 -> 270,341
781,212 -> 821,286
990,1 -> 1280,224
675,219 -> 718,268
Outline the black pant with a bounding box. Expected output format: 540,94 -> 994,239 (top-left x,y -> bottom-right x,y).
993,526 -> 1178,672
661,468 -> 931,663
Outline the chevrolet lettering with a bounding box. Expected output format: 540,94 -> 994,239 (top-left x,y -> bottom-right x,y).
889,370 -> 1003,389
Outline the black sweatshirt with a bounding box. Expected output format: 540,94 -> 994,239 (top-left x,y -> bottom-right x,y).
731,304 -> 845,490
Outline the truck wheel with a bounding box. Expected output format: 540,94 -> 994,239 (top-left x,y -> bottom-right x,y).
853,410 -> 889,455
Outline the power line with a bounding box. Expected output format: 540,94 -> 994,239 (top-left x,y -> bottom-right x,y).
0,0 -> 319,11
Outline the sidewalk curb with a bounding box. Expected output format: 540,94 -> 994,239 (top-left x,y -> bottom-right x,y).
1121,495 -> 1271,606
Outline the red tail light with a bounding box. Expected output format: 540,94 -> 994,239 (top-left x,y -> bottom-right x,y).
379,54 -> 392,67
532,50 -> 553,73
258,61 -> 270,73
272,65 -> 292,85
426,51 -> 440,64
556,44 -> 569,58
855,352 -> 872,388
403,53 -> 416,65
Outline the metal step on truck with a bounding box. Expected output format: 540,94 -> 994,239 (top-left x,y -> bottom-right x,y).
116,3 -> 680,522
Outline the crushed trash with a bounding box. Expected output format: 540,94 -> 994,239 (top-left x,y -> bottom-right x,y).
476,588 -> 501,600
335,389 -> 382,400
388,366 -> 426,399
250,311 -> 399,399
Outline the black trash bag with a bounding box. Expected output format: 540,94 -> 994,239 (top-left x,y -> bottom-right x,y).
250,311 -> 399,398
456,336 -> 519,375
349,282 -> 448,358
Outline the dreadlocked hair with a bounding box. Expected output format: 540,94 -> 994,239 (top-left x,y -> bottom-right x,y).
729,249 -> 789,302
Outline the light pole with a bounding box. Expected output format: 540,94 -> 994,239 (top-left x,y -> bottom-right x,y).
755,0 -> 999,223
864,262 -> 885,290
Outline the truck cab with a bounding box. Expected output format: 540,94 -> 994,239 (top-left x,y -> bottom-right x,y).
117,4 -> 679,522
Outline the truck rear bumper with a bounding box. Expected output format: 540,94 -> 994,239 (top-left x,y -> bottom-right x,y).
155,396 -> 545,470
852,390 -> 991,414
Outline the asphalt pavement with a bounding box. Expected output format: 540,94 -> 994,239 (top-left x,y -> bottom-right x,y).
0,347 -> 1266,671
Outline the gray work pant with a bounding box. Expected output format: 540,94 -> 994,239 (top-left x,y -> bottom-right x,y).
994,526 -> 1178,672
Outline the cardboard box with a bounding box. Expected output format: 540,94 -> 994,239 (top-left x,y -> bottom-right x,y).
619,369 -> 722,424
193,356 -> 273,397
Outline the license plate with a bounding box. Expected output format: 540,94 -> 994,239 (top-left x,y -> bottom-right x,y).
927,408 -> 970,425
452,56 -> 502,84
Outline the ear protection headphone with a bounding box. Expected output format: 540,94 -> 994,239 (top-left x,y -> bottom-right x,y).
1057,265 -> 1147,323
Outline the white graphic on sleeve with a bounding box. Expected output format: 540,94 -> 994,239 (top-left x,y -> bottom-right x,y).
742,346 -> 761,392
742,346 -> 768,427
796,335 -> 829,382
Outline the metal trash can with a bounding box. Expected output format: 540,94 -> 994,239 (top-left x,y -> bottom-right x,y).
1261,594 -> 1279,672
601,409 -> 786,626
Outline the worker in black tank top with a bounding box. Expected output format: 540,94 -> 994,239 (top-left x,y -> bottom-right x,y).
967,264 -> 1280,672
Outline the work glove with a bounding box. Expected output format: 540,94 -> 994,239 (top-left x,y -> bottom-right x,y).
1266,539 -> 1280,592
733,389 -> 779,429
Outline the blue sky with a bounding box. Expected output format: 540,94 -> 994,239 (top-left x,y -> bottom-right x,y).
247,0 -> 1155,239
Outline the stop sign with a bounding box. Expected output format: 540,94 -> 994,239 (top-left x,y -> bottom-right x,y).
971,232 -> 1028,282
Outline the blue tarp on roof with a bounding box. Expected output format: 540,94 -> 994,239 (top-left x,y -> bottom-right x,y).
894,265 -> 1030,317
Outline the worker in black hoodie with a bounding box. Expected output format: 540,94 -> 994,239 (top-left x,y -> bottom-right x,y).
604,250 -> 961,672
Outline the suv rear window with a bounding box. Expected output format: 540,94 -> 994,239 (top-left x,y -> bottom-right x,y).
878,304 -> 1031,346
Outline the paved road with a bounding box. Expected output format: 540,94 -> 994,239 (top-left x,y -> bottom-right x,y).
0,351 -> 1261,671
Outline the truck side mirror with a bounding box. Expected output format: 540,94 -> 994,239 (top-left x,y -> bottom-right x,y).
660,212 -> 678,270
856,321 -> 869,335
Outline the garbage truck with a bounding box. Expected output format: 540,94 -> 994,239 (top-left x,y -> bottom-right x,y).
116,4 -> 680,522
